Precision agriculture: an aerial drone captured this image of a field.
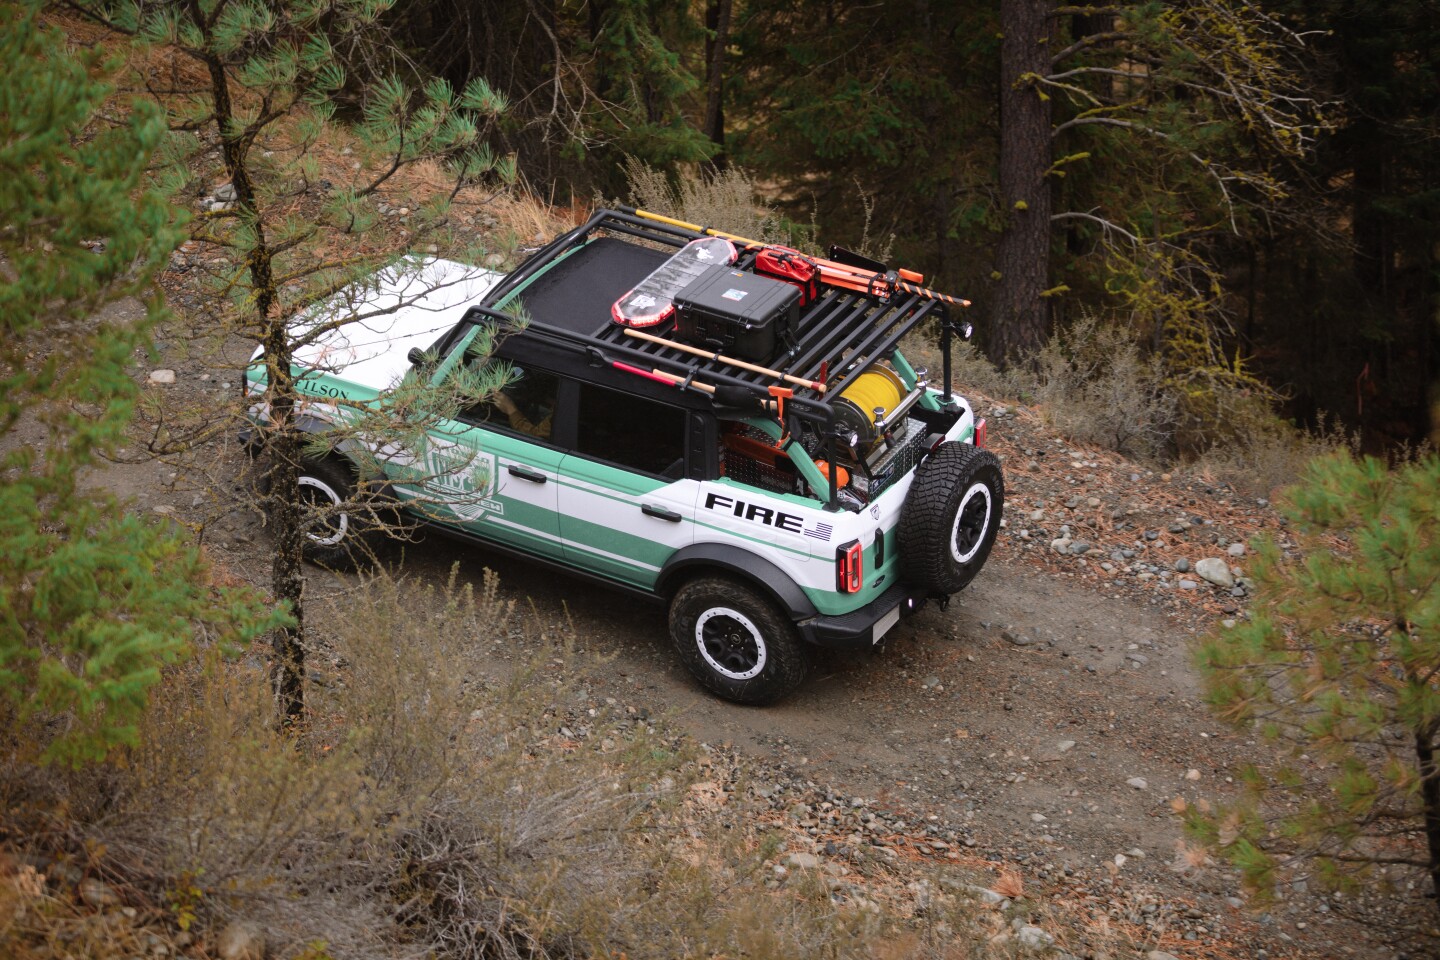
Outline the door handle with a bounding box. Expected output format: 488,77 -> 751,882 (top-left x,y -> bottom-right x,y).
642,503 -> 682,523
506,464 -> 547,483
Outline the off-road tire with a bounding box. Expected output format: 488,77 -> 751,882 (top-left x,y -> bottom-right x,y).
898,442 -> 1004,595
669,576 -> 808,705
289,456 -> 389,570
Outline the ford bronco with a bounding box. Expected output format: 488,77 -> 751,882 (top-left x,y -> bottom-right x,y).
245,207 -> 1004,704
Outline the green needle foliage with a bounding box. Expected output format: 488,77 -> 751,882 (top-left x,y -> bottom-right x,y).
1193,451 -> 1440,927
0,1 -> 274,765
68,0 -> 517,724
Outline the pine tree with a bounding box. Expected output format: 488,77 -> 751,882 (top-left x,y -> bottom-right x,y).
582,0 -> 715,185
0,1 -> 272,764
68,0 -> 515,724
990,0 -> 1330,370
1194,452 -> 1440,929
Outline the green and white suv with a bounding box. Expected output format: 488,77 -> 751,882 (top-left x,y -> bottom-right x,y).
246,208 -> 1004,704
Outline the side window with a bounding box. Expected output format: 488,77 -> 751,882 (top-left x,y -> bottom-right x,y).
460,366 -> 560,441
575,383 -> 687,478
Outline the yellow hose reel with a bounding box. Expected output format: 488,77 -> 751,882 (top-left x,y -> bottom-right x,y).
835,365 -> 907,445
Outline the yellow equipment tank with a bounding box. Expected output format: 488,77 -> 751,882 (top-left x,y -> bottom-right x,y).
835,365 -> 907,445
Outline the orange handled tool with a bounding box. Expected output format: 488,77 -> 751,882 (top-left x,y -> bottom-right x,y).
625,207 -> 970,307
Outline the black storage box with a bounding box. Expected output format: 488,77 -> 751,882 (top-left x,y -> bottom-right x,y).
674,266 -> 800,362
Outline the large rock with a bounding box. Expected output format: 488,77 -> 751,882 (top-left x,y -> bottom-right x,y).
1194,557 -> 1235,588
216,921 -> 267,960
1017,924 -> 1055,951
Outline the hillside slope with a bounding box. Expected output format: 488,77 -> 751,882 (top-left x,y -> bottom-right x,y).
15,291 -> 1416,958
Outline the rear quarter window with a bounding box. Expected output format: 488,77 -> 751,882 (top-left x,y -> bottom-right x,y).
574,383 -> 687,477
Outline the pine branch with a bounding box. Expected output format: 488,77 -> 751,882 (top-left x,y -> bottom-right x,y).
1050,30 -> 1127,67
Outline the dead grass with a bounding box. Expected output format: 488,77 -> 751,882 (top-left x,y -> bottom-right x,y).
1027,314 -> 1179,462
0,564 -> 1029,960
614,157 -> 793,246
1192,408 -> 1358,497
905,315 -> 1359,495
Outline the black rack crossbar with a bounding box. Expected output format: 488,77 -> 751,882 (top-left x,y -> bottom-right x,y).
827,295 -> 941,398
518,322 -> 833,423
787,291 -> 873,381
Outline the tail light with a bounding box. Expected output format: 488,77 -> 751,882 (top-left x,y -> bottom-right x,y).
837,540 -> 863,593
974,417 -> 988,449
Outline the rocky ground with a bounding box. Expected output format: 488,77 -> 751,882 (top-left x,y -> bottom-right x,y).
80,331 -> 1428,960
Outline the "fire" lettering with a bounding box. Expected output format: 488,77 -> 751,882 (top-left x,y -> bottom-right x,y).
704,492 -> 804,533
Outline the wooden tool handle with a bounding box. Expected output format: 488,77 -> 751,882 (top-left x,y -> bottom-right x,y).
623,328 -> 825,393
647,367 -> 778,411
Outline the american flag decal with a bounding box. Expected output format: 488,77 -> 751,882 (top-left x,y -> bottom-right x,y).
804,522 -> 833,541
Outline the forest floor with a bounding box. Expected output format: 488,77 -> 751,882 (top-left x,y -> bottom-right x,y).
64,294 -> 1429,960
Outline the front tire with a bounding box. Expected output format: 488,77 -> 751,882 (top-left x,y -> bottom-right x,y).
669,577 -> 808,705
289,456 -> 389,570
898,442 -> 1004,594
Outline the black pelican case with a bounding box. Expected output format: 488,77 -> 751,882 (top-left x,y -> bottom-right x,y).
673,266 -> 800,363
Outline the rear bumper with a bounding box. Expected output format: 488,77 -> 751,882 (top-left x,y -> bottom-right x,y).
796,582 -> 929,648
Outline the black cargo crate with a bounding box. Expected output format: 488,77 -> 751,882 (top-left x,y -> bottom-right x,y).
674,266 -> 800,362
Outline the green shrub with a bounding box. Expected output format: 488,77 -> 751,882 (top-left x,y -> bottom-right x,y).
1193,452 -> 1440,934
0,2 -> 272,765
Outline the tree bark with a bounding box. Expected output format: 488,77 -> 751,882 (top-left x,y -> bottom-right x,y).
200,31 -> 307,726
990,0 -> 1054,366
1414,723 -> 1440,919
703,0 -> 732,165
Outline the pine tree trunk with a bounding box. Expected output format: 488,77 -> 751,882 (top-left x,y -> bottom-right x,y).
202,41 -> 307,726
703,0 -> 732,165
1417,724 -> 1440,917
263,337 -> 307,725
991,0 -> 1054,366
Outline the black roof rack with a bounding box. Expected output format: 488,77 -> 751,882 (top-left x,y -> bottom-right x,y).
476,208 -> 968,423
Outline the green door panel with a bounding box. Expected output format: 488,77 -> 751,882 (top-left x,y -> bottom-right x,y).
388,421 -> 564,560
556,455 -> 696,588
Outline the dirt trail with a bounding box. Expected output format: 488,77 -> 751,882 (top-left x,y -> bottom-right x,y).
23,299 -> 1409,955
410,541 -> 1216,874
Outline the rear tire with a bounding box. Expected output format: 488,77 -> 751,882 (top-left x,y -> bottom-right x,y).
898,442 -> 1004,594
669,576 -> 808,705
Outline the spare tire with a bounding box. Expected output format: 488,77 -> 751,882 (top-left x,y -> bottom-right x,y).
898,442 -> 1004,594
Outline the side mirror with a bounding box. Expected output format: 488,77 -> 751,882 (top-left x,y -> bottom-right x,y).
408,347 -> 427,366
